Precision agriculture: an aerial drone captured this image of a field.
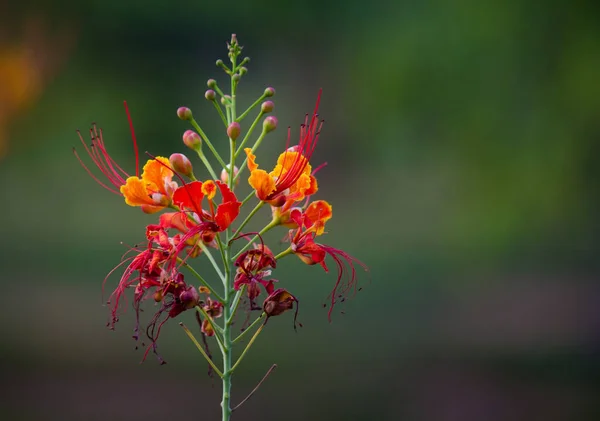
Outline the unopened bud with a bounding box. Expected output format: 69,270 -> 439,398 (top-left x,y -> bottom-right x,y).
177,107 -> 192,121
239,66 -> 248,75
205,89 -> 216,101
183,130 -> 202,151
169,153 -> 193,177
220,164 -> 239,186
264,87 -> 275,97
207,79 -> 217,88
232,73 -> 241,83
216,59 -> 224,67
221,95 -> 232,106
261,100 -> 274,113
263,116 -> 278,133
227,122 -> 241,141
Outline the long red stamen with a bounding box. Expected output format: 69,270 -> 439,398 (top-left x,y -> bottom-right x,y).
124,101 -> 140,177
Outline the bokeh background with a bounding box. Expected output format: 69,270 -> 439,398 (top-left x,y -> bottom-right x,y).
1,1 -> 600,420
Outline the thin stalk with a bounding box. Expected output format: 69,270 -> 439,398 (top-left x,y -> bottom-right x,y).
232,201 -> 265,240
230,322 -> 265,373
190,118 -> 228,169
213,100 -> 228,127
232,219 -> 279,261
178,258 -> 223,302
226,285 -> 246,326
235,110 -> 264,156
240,191 -> 255,207
195,150 -> 218,180
195,305 -> 226,352
199,242 -> 225,282
179,322 -> 223,378
233,130 -> 267,185
236,94 -> 266,122
232,364 -> 277,412
274,247 -> 293,261
233,312 -> 265,343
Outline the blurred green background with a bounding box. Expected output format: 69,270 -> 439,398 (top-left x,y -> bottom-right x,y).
1,1 -> 600,420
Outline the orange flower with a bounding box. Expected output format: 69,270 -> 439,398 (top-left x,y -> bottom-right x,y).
120,157 -> 178,213
244,91 -> 322,204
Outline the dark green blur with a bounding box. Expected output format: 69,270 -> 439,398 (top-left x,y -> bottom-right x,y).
1,1 -> 599,420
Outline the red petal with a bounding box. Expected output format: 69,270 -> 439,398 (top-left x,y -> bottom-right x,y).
173,181 -> 204,212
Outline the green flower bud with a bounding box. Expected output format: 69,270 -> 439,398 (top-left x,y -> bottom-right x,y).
177,107 -> 192,121
264,87 -> 275,97
205,89 -> 216,101
261,100 -> 274,113
263,116 -> 278,133
207,79 -> 217,88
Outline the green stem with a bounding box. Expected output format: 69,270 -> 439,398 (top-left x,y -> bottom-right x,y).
232,218 -> 279,261
199,242 -> 225,282
274,247 -> 293,261
213,100 -> 228,127
232,201 -> 265,240
230,322 -> 265,373
195,305 -> 226,352
178,259 -> 223,302
236,94 -> 266,122
190,118 -> 228,169
227,286 -> 246,326
235,111 -> 264,157
195,150 -> 218,180
179,322 -> 223,378
233,313 -> 265,343
234,129 -> 267,185
240,191 -> 255,207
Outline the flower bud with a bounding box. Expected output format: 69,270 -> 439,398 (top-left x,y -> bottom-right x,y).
207,79 -> 217,88
232,73 -> 241,82
264,87 -> 275,97
239,66 -> 248,75
177,107 -> 192,121
169,153 -> 193,177
263,116 -> 278,133
221,95 -> 232,106
261,100 -> 274,113
263,288 -> 297,317
205,89 -> 216,101
227,122 -> 241,141
183,130 -> 202,151
216,59 -> 224,67
220,164 -> 239,186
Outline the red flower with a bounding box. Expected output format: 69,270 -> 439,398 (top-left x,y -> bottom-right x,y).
233,244 -> 277,307
288,201 -> 368,321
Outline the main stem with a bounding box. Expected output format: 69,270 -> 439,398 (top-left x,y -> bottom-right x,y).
221,47 -> 238,421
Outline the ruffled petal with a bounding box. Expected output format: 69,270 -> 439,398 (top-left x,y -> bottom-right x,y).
244,148 -> 259,171
140,157 -> 173,195
248,169 -> 276,201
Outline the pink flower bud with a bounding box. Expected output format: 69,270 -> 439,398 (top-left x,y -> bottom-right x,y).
264,86 -> 275,97
263,116 -> 278,133
177,107 -> 192,121
207,79 -> 217,88
220,164 -> 239,186
183,130 -> 202,151
169,153 -> 193,177
205,89 -> 216,101
261,100 -> 274,113
227,122 -> 241,140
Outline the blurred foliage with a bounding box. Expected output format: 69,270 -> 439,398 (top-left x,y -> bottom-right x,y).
1,0 -> 600,420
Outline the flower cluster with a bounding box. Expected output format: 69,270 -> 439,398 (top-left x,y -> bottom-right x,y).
75,38 -> 367,420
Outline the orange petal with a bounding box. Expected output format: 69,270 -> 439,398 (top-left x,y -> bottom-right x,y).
248,169 -> 276,201
244,148 -> 259,171
305,200 -> 332,235
140,157 -> 173,195
304,175 -> 318,197
120,176 -> 155,207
